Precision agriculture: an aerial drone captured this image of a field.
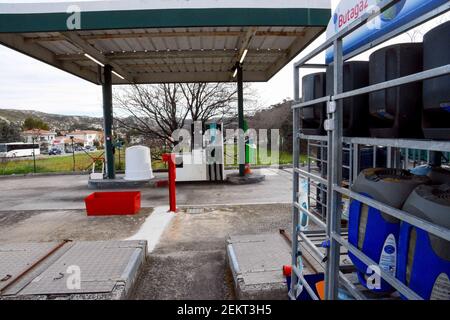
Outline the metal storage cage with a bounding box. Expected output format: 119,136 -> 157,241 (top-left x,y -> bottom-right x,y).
291,0 -> 450,300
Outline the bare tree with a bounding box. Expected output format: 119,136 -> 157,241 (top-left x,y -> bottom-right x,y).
180,83 -> 238,123
115,84 -> 189,145
114,82 -> 253,147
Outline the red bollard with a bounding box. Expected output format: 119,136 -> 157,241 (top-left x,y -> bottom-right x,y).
162,153 -> 177,212
282,265 -> 292,277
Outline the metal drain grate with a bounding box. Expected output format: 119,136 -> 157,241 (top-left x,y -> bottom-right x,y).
186,208 -> 205,215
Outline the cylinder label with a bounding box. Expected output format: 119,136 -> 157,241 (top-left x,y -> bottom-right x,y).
431,273 -> 450,300
379,234 -> 397,276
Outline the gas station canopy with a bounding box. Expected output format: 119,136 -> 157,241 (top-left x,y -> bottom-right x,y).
0,0 -> 331,84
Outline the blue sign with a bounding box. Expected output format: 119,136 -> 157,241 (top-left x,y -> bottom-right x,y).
326,0 -> 449,63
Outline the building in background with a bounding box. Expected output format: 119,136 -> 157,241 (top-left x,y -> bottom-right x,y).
52,136 -> 85,153
65,130 -> 103,148
22,129 -> 57,152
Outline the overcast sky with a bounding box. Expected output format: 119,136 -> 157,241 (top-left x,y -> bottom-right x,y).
0,0 -> 447,117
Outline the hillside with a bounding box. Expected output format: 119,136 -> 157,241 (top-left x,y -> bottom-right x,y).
247,100 -> 293,152
0,108 -> 103,132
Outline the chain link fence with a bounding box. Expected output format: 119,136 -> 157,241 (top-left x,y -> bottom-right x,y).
0,149 -> 125,176
0,144 -> 296,176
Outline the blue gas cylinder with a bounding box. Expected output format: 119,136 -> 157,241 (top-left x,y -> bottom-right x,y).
349,168 -> 430,292
399,184 -> 450,300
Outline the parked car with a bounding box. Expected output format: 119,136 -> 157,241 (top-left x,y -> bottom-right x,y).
48,148 -> 62,156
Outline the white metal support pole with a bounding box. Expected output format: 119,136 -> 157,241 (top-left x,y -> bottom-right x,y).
307,140 -> 311,211
353,143 -> 359,182
290,66 -> 301,299
325,103 -> 333,297
326,39 -> 344,300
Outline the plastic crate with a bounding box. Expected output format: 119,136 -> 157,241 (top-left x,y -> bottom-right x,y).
85,192 -> 141,216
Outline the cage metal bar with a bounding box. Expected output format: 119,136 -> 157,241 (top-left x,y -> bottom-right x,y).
353,144 -> 359,183
295,168 -> 327,185
306,192 -> 328,209
320,140 -> 328,221
307,140 -> 312,211
308,180 -> 327,195
309,143 -> 328,149
292,266 -> 321,300
326,38 -> 344,300
298,231 -> 367,300
308,180 -> 327,192
343,137 -> 450,153
311,186 -> 326,200
348,144 -> 353,186
298,232 -> 326,261
294,202 -> 327,230
334,185 -> 450,242
290,65 -> 301,300
303,64 -> 328,69
310,207 -> 328,221
331,232 -> 422,300
333,65 -> 450,101
299,134 -> 328,142
338,272 -> 367,300
308,156 -> 327,163
292,96 -> 331,109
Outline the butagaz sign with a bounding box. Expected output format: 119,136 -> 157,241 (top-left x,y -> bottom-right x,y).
326,0 -> 448,62
335,0 -> 370,29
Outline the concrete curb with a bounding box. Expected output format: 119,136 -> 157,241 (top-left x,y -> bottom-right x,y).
0,165 -> 293,180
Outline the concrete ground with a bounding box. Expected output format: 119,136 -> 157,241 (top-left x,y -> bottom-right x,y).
131,204 -> 292,300
0,168 -> 293,300
0,168 -> 291,211
0,209 -> 153,243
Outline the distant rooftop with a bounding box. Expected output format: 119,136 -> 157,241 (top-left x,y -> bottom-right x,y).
22,129 -> 57,135
68,130 -> 102,135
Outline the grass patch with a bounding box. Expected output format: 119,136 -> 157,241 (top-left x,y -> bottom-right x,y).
0,150 -> 169,176
1,152 -> 102,175
223,145 -> 294,167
